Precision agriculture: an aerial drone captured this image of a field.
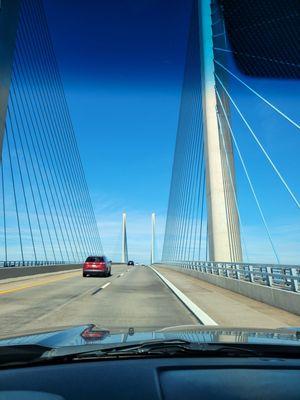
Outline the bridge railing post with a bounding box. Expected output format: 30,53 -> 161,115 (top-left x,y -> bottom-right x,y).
225,263 -> 230,278
266,266 -> 273,287
291,268 -> 299,292
248,265 -> 254,283
235,264 -> 241,280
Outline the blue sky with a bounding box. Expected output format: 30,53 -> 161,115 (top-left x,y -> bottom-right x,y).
41,0 -> 300,264
43,0 -> 193,262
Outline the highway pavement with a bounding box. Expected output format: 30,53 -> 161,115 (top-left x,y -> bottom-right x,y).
0,264 -> 198,338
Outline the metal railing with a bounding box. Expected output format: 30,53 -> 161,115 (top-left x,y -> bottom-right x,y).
165,261 -> 300,293
0,261 -> 81,268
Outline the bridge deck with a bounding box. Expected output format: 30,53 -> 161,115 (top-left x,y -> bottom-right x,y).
0,264 -> 197,338
154,266 -> 300,328
0,264 -> 299,338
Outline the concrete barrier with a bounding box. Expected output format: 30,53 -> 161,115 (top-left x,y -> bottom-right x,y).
0,264 -> 81,280
154,264 -> 300,316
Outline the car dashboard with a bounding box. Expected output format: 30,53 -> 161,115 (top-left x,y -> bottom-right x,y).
0,357 -> 300,399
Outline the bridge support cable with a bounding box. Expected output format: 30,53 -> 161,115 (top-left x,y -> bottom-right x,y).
217,112 -> 249,262
163,0 -> 207,263
215,73 -> 300,210
14,7 -> 76,261
9,83 -> 49,261
30,0 -> 103,257
24,0 -> 96,259
214,60 -> 300,132
162,1 -> 193,262
180,82 -> 203,262
34,0 -> 103,257
5,125 -> 25,263
9,70 -> 62,262
29,0 -> 99,257
7,108 -> 37,262
168,77 -> 195,262
32,0 -> 103,256
0,0 -> 103,264
0,164 -> 7,263
197,166 -> 206,262
162,55 -> 191,261
187,127 -> 204,261
216,89 -> 280,264
176,79 -> 201,262
190,143 -> 203,262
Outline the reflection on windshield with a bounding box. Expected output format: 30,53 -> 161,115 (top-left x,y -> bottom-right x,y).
0,0 -> 299,344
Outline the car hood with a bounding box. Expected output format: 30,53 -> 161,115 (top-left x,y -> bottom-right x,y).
0,324 -> 299,348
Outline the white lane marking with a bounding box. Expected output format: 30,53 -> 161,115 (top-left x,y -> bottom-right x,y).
150,267 -> 218,326
35,277 -> 115,321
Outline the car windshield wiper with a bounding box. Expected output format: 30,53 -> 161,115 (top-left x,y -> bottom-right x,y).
43,339 -> 192,360
2,340 -> 300,368
43,340 -> 300,362
42,340 -> 266,362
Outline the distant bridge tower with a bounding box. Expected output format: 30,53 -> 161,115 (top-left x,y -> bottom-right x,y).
121,212 -> 128,263
0,0 -> 21,160
199,0 -> 242,262
150,213 -> 156,265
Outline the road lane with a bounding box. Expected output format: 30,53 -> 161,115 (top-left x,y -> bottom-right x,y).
0,265 -> 199,337
0,264 -> 129,337
0,270 -> 80,295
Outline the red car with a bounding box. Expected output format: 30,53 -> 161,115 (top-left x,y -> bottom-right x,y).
83,256 -> 112,277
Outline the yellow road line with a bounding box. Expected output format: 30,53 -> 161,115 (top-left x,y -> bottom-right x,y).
0,271 -> 80,295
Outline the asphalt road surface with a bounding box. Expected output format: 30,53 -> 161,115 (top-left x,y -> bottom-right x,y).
0,265 -> 198,337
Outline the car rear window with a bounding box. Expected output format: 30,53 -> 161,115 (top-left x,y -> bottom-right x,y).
85,256 -> 105,262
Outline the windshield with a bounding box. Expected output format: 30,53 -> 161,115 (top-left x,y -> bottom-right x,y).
85,257 -> 105,263
0,0 -> 299,347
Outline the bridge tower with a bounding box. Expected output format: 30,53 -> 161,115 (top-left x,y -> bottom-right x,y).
0,0 -> 21,160
150,213 -> 156,265
199,0 -> 242,262
121,212 -> 128,263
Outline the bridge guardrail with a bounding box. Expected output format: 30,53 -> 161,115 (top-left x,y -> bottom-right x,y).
0,262 -> 83,280
0,261 -> 81,268
164,261 -> 300,293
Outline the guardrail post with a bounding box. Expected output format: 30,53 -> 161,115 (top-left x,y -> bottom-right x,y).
266,266 -> 273,287
291,268 -> 299,292
249,265 -> 254,283
225,264 -> 230,278
235,264 -> 241,280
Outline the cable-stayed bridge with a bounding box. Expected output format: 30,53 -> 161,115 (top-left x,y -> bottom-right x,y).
0,0 -> 299,335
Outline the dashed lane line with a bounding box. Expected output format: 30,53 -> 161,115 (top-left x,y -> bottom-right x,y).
33,277 -> 114,321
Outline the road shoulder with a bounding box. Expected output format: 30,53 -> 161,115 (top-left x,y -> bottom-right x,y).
153,265 -> 300,328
